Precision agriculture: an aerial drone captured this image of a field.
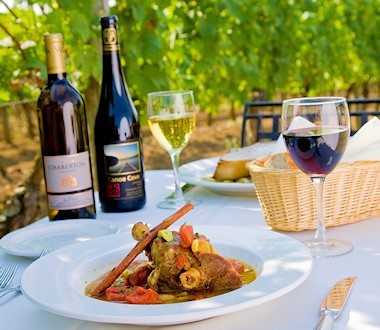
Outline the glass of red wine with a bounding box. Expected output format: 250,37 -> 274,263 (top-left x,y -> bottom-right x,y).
282,97 -> 351,258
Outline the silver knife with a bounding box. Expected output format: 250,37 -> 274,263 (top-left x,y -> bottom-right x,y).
314,276 -> 357,330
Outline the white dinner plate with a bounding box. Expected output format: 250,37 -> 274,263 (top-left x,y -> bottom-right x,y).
179,157 -> 256,196
21,225 -> 312,325
0,219 -> 119,258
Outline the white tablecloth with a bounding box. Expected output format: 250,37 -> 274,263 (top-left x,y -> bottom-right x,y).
1,170 -> 379,330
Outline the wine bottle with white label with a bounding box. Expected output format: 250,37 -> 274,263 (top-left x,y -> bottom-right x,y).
37,33 -> 96,220
94,15 -> 146,212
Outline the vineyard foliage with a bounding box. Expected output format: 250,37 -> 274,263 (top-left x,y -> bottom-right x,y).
0,0 -> 379,120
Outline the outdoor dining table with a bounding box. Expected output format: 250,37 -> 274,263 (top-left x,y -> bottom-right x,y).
1,169 -> 379,330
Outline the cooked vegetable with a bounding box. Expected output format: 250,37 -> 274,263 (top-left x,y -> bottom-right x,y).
128,263 -> 153,286
235,177 -> 252,183
179,268 -> 202,289
229,260 -> 245,273
121,269 -> 132,278
106,286 -> 161,304
157,229 -> 174,242
179,224 -> 194,248
147,268 -> 161,289
191,238 -> 212,254
131,222 -> 149,241
176,254 -> 190,270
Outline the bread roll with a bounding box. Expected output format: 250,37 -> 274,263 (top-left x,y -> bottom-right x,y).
263,152 -> 298,169
213,142 -> 274,180
213,159 -> 252,181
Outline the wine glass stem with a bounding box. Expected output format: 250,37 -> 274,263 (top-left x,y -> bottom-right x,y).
169,151 -> 184,201
311,177 -> 328,248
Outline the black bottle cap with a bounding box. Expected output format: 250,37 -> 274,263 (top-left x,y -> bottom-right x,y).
100,15 -> 118,25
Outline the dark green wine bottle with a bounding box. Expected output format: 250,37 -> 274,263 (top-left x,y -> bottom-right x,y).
37,33 -> 96,220
95,15 -> 146,212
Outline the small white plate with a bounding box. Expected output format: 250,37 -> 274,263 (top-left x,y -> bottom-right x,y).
21,226 -> 312,325
0,219 -> 119,258
179,157 -> 256,196
179,142 -> 276,196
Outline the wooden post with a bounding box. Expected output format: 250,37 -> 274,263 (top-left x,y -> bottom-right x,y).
0,153 -> 45,237
0,99 -> 35,144
23,102 -> 36,140
1,105 -> 11,143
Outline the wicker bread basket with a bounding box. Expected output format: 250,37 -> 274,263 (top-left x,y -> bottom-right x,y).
247,158 -> 380,231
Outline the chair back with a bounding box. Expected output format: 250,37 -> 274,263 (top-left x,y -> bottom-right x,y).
241,98 -> 380,147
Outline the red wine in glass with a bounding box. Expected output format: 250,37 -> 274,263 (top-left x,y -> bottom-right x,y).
282,96 -> 351,258
283,126 -> 349,177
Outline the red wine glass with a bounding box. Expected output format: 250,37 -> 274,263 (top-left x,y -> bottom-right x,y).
282,97 -> 351,258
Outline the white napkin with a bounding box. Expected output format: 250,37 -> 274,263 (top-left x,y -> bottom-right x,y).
271,116 -> 380,162
224,141 -> 277,160
342,117 -> 380,162
272,116 -> 315,155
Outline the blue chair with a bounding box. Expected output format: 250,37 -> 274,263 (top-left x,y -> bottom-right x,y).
241,98 -> 380,147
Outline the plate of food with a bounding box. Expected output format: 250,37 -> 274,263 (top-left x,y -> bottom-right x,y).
21,205 -> 312,326
0,219 -> 119,258
179,142 -> 276,196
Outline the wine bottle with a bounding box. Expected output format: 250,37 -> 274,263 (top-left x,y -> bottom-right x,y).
94,15 -> 146,212
37,33 -> 96,220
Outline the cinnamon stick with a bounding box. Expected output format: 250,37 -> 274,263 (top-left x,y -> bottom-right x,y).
90,202 -> 194,296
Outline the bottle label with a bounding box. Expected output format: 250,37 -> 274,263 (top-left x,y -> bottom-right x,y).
103,140 -> 144,200
47,190 -> 94,210
43,151 -> 94,209
102,28 -> 120,51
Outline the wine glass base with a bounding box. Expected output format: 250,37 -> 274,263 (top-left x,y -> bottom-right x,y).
157,198 -> 201,210
303,239 -> 352,258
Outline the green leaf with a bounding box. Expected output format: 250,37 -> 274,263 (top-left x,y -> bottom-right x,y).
0,0 -> 379,118
69,11 -> 92,41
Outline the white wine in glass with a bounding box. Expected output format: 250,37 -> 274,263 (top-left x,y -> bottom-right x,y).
147,90 -> 200,209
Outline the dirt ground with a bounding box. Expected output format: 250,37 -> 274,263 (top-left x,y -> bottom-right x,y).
0,109 -> 244,220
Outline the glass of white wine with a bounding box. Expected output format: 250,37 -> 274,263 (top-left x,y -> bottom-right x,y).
147,90 -> 201,209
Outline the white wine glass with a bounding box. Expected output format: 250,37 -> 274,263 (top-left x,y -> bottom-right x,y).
282,97 -> 351,258
147,90 -> 201,209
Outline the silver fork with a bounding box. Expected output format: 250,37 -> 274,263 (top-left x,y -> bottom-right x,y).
0,264 -> 19,290
39,248 -> 54,257
0,249 -> 52,299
